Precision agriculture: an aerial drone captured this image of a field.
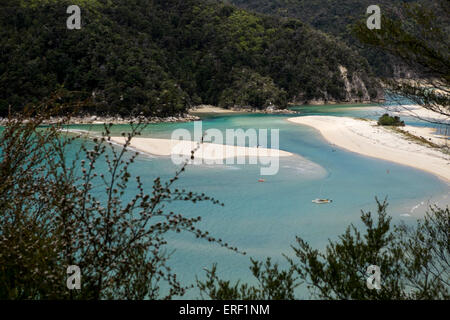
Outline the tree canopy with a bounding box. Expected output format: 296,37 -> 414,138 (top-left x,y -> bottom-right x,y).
226,0 -> 445,78
354,0 -> 449,121
0,0 -> 379,117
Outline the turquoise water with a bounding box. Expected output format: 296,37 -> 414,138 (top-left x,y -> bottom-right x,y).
68,104 -> 449,298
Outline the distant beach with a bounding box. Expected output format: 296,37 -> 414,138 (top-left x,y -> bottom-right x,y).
189,105 -> 241,114
189,105 -> 298,115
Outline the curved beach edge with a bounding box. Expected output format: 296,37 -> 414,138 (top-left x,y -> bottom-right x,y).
287,115 -> 450,183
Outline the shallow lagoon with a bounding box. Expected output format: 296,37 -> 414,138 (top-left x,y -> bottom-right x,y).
68,104 -> 449,298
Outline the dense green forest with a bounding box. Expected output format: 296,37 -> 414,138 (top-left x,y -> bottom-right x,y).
225,0 -> 443,77
0,0 -> 380,117
226,0 -> 420,38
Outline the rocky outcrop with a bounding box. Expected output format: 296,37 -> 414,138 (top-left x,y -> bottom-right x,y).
289,65 -> 384,106
338,65 -> 371,103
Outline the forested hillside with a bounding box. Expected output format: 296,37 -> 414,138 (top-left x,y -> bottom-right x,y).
227,0 -> 413,38
0,0 -> 381,117
226,0 -> 438,77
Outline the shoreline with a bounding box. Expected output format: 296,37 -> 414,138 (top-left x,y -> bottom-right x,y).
0,102 -> 382,126
0,105 -> 299,126
288,100 -> 384,106
287,115 -> 450,182
0,113 -> 202,126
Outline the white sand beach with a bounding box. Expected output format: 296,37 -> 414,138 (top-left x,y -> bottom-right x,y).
109,136 -> 293,160
287,116 -> 450,182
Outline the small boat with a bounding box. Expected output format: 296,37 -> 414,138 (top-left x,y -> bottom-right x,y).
258,179 -> 265,183
312,199 -> 333,204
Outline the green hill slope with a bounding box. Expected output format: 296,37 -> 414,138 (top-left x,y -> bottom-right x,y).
0,0 -> 381,117
226,0 -> 437,77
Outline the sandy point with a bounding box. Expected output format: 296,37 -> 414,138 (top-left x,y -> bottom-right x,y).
109,136 -> 293,160
287,115 -> 450,182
